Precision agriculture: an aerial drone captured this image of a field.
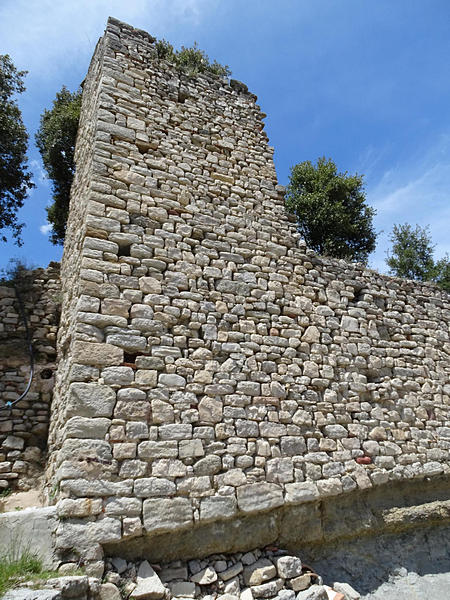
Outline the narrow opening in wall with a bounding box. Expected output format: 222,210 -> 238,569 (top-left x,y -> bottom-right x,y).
123,353 -> 139,366
40,368 -> 53,380
118,244 -> 131,257
118,244 -> 131,256
366,368 -> 392,383
178,90 -> 189,103
351,285 -> 366,304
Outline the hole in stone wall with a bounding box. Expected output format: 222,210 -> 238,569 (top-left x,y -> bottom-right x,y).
352,288 -> 366,303
40,368 -> 53,380
178,90 -> 189,103
123,353 -> 138,365
366,368 -> 393,383
118,244 -> 131,257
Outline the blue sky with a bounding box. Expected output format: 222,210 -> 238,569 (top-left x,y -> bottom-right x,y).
1,0 -> 449,273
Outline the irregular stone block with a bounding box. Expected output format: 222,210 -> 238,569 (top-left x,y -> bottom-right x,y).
64,416 -> 110,439
275,555 -> 302,579
198,397 -> 223,423
170,581 -> 196,597
143,498 -> 193,534
332,582 -> 360,599
296,585 -> 328,600
191,566 -> 218,584
243,559 -> 277,585
251,578 -> 283,598
131,560 -> 166,599
72,341 -> 123,366
285,482 -> 320,504
66,383 -> 116,418
200,496 -> 237,521
134,477 -> 176,497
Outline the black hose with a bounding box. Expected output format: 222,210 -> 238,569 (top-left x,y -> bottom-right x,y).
0,285 -> 34,412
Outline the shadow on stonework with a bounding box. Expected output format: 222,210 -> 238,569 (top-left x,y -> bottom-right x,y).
300,523 -> 450,596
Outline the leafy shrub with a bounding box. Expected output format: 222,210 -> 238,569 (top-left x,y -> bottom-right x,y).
155,39 -> 231,77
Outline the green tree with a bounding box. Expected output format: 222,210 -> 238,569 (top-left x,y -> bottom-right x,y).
386,223 -> 450,292
285,157 -> 376,263
434,257 -> 450,292
35,86 -> 82,245
0,55 -> 34,244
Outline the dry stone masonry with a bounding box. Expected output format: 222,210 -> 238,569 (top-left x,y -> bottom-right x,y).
0,264 -> 60,491
37,17 -> 450,574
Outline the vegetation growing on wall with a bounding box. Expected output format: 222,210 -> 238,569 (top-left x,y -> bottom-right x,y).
155,39 -> 231,77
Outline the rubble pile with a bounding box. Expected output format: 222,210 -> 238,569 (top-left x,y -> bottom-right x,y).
102,548 -> 360,600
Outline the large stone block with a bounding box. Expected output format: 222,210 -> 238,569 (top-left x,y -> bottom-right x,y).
237,483 -> 284,513
72,341 -> 124,366
66,383 -> 116,418
64,416 -> 110,439
143,498 -> 193,534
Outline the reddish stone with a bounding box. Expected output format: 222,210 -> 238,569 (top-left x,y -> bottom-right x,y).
356,456 -> 372,465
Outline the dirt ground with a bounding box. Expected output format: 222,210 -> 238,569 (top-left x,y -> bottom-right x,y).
0,488 -> 44,512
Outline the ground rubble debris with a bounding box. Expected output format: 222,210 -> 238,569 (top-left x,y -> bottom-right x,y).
2,547 -> 361,600
99,546 -> 360,600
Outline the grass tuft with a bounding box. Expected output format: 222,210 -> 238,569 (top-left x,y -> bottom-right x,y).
0,549 -> 59,595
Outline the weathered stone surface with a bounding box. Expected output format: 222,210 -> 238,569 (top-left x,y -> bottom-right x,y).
285,483 -> 320,504
32,17 -> 450,570
0,507 -> 57,569
2,589 -> 61,599
139,277 -> 162,294
143,498 -> 193,533
170,581 -> 196,597
237,483 -> 284,513
295,585 -> 328,600
64,416 -> 110,439
301,326 -> 320,343
66,383 -> 116,418
191,566 -> 218,584
99,582 -> 122,600
290,574 -> 312,592
276,556 -> 302,579
244,559 -> 277,585
200,496 -> 237,521
72,341 -> 123,366
251,578 -> 283,598
131,561 -> 166,599
332,582 -> 360,599
198,397 -> 223,423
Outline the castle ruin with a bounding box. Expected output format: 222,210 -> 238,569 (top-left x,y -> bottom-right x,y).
0,18 -> 449,582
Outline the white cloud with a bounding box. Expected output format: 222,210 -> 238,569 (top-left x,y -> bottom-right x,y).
367,134 -> 450,272
40,224 -> 53,235
0,0 -> 214,76
30,159 -> 48,185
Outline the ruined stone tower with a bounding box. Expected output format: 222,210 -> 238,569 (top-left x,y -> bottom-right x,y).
43,18 -> 449,574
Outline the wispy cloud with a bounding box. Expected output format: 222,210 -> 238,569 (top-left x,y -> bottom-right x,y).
30,159 -> 48,185
0,0 -> 214,75
368,134 -> 450,271
40,224 -> 52,235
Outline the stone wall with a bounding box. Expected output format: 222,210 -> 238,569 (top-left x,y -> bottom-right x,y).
0,264 -> 60,490
46,18 -> 450,573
